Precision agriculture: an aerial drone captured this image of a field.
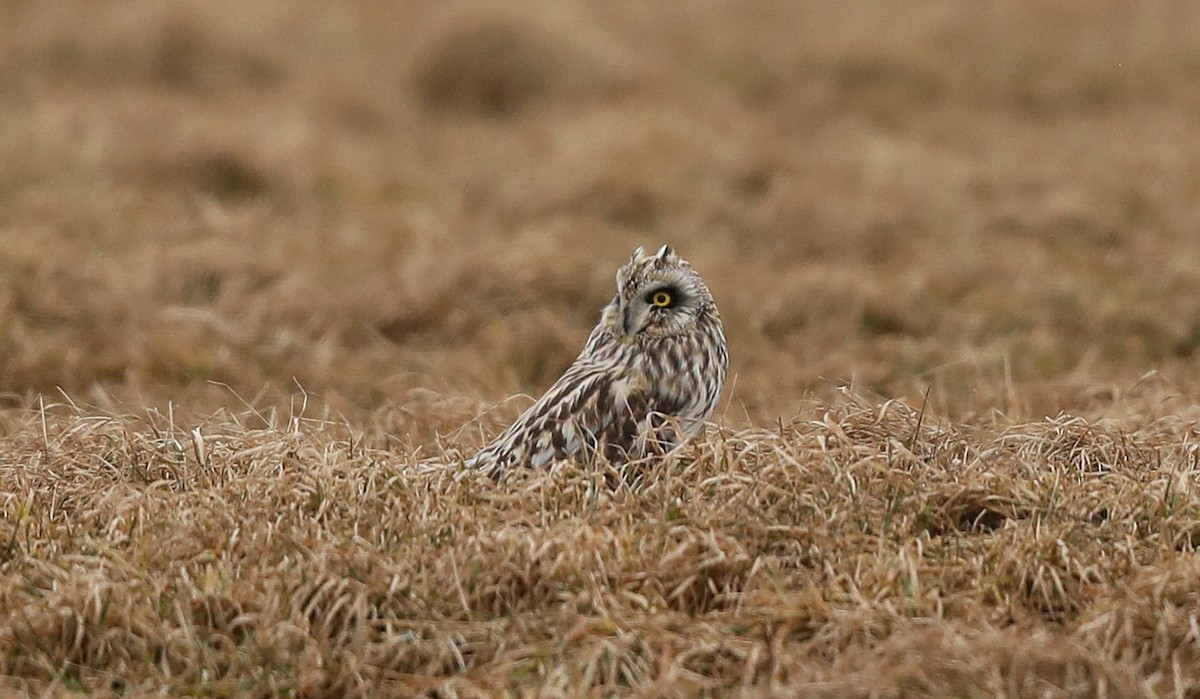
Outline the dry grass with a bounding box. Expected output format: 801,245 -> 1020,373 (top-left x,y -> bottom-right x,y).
6,390 -> 1200,696
4,0 -> 1200,695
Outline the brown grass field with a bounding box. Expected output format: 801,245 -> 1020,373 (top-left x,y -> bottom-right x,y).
4,1 -> 1200,696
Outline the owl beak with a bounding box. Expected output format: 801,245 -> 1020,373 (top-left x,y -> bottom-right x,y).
622,302 -> 647,337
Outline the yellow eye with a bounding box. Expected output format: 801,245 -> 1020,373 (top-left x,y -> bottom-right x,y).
651,290 -> 672,307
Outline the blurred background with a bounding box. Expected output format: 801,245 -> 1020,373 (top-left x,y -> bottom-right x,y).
2,0 -> 1200,429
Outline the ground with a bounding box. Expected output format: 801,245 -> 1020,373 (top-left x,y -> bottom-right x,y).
3,1 -> 1200,696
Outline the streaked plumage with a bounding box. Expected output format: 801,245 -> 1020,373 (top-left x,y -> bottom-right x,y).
467,245 -> 728,475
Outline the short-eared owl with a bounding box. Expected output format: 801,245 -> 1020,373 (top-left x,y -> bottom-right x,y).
467,245 -> 728,474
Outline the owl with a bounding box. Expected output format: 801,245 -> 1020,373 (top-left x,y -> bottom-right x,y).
466,245 -> 728,475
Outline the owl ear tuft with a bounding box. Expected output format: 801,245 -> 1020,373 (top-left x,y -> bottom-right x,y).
655,244 -> 675,261
630,246 -> 646,262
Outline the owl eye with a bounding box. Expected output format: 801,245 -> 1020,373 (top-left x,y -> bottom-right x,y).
649,290 -> 673,308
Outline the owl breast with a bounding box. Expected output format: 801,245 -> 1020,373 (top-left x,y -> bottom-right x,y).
632,308 -> 727,429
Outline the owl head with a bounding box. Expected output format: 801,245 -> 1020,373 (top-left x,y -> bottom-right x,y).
603,245 -> 717,341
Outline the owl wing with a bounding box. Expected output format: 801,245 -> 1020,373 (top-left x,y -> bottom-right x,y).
467,353 -> 667,473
